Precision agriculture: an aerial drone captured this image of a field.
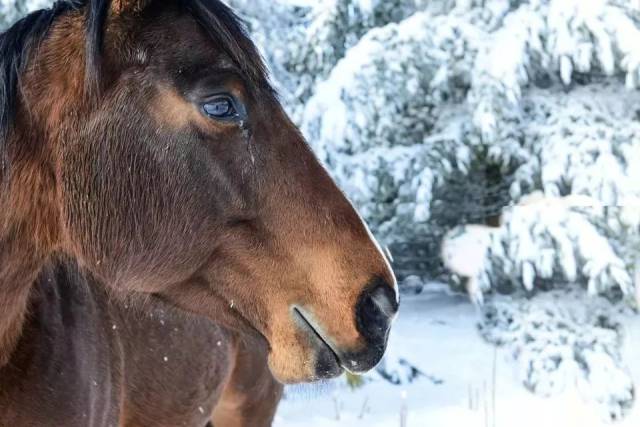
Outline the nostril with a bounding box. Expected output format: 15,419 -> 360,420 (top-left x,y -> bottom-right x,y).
370,285 -> 398,319
355,278 -> 398,345
335,278 -> 399,374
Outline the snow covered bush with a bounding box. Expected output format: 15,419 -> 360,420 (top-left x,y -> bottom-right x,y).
441,224 -> 496,305
484,203 -> 640,300
468,0 -> 640,144
479,289 -> 635,421
302,12 -> 479,156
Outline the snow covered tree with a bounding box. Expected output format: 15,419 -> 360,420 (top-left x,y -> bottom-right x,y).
477,84 -> 640,302
0,0 -> 49,29
299,8 -> 495,273
232,0 -> 640,415
278,0 -> 430,118
240,0 -> 640,300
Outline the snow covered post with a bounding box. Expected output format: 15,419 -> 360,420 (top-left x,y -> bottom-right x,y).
399,390 -> 408,427
635,260 -> 640,308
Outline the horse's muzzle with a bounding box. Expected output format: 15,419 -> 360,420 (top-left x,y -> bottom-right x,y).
293,276 -> 398,379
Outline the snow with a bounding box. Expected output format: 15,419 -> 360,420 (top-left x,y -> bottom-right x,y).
0,0 -> 49,28
275,286 -> 640,426
486,202 -> 634,296
442,225 -> 494,278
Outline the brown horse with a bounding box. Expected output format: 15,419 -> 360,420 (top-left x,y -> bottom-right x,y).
0,0 -> 398,425
3,258 -> 283,426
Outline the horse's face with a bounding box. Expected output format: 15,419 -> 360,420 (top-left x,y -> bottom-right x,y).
51,1 -> 397,383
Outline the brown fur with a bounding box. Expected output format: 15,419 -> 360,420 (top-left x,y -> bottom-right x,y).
0,0 -> 397,425
0,259 -> 282,427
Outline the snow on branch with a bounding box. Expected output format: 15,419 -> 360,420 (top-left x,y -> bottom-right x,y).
469,0 -> 640,144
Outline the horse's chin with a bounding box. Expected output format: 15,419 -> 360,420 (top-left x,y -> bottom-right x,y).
266,345 -> 345,384
265,317 -> 347,384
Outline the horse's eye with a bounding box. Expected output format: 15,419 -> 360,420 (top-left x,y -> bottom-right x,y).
203,96 -> 238,120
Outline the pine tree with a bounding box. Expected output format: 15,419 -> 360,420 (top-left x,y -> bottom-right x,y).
238,3 -> 640,414
0,0 -> 50,29
245,0 -> 640,299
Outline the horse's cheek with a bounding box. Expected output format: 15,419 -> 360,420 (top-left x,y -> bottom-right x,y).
59,139 -> 136,275
58,154 -> 110,276
58,135 -> 204,286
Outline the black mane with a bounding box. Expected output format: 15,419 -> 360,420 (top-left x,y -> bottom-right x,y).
0,0 -> 269,175
0,1 -> 85,173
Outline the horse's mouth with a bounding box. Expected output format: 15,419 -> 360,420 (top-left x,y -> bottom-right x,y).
292,307 -> 344,379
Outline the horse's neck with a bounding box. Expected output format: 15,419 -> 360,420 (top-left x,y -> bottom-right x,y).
0,155 -> 61,365
0,236 -> 41,366
0,205 -> 56,366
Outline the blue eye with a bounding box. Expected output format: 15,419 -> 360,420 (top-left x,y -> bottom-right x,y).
203,96 -> 238,119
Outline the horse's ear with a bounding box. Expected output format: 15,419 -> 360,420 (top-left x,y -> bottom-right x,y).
111,0 -> 150,14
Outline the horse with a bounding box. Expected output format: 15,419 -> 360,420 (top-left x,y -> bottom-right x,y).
0,0 -> 398,425
3,258 -> 283,426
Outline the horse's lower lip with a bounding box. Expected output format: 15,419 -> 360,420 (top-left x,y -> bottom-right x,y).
292,307 -> 344,377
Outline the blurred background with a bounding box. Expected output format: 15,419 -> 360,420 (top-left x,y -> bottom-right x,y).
4,0 -> 640,425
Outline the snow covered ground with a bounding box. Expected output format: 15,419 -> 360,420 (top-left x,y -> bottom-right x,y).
274,285 -> 640,427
